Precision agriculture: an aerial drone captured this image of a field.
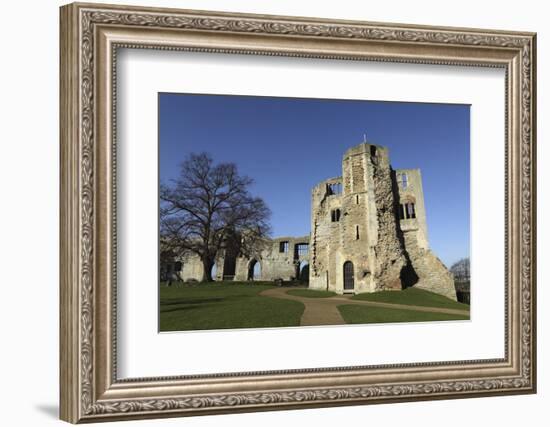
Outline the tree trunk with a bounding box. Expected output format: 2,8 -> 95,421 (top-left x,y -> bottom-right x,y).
202,258 -> 214,282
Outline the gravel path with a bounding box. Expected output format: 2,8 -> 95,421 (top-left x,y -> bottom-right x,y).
260,287 -> 469,326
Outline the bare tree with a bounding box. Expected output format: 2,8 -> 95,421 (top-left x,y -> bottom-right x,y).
450,257 -> 470,281
160,152 -> 271,282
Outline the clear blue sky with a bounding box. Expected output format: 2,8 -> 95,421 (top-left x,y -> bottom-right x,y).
159,93 -> 470,267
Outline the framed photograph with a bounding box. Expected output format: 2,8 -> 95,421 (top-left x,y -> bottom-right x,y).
60,2 -> 536,423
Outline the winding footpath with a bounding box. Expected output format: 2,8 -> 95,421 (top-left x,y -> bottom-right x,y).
259,287 -> 470,326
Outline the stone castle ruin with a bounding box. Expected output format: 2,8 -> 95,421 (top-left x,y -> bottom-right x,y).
164,141 -> 457,301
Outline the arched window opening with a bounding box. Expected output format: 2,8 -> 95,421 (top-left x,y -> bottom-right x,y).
398,195 -> 417,220
399,202 -> 417,219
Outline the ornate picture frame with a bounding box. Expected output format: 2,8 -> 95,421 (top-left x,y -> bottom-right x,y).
60,2 -> 536,423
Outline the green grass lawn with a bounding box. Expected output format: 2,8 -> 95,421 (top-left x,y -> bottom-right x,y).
338,305 -> 469,325
159,282 -> 304,332
286,289 -> 337,298
350,287 -> 470,312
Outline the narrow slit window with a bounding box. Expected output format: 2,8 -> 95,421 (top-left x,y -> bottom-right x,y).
356,195 -> 359,204
331,209 -> 341,222
399,204 -> 405,220
355,225 -> 360,240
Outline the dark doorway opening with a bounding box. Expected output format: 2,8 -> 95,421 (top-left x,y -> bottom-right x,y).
223,255 -> 237,281
343,261 -> 354,291
299,261 -> 309,283
400,263 -> 419,288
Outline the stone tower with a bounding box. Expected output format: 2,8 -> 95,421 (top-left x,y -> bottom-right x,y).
309,141 -> 456,300
394,168 -> 456,300
309,142 -> 407,293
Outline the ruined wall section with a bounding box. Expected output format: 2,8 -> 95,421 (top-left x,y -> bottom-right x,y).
310,143 -> 408,294
396,168 -> 457,300
402,232 -> 457,300
396,169 -> 428,249
368,146 -> 406,291
254,236 -> 310,281
179,252 -> 204,282
174,235 -> 311,283
310,178 -> 342,291
230,236 -> 310,281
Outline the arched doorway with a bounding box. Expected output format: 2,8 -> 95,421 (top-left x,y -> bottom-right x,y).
248,259 -> 261,281
343,261 -> 354,291
210,263 -> 217,281
222,255 -> 237,281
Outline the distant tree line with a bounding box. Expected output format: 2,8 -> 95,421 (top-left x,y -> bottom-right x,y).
450,257 -> 470,305
450,257 -> 470,281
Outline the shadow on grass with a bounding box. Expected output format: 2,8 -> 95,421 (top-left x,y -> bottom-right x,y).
160,305 -> 219,314
160,297 -> 226,307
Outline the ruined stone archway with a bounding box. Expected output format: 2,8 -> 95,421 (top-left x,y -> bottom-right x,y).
247,259 -> 261,281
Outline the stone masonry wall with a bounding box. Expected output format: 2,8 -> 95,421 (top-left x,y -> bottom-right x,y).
176,236 -> 310,283
309,178 -> 342,291
370,148 -> 407,290
403,231 -> 457,300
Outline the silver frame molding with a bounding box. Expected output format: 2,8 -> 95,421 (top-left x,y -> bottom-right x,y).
60,2 -> 537,423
